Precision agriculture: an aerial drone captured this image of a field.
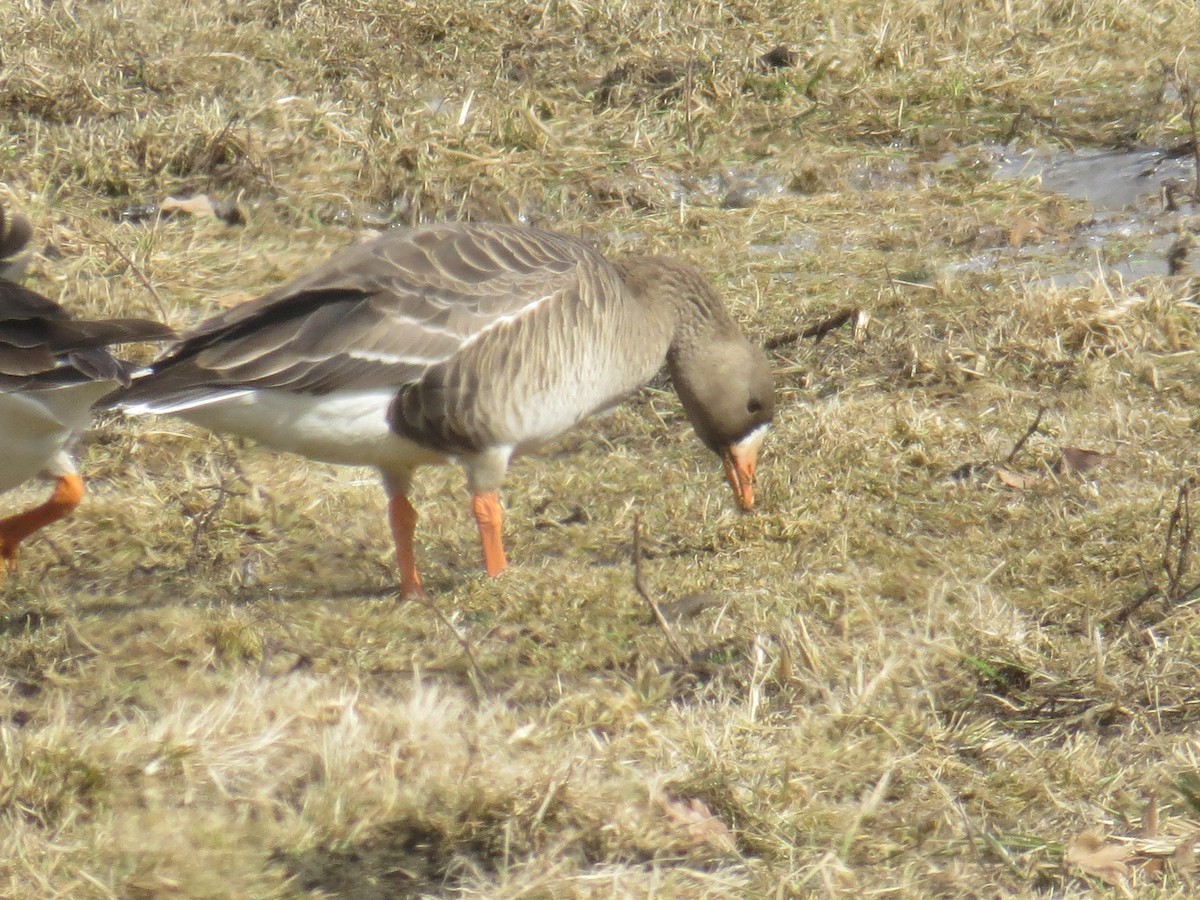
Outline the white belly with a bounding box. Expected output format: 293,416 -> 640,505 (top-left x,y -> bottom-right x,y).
0,381 -> 114,491
178,388 -> 449,472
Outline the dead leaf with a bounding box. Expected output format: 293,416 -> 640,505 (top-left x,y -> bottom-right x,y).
161,194 -> 245,225
161,194 -> 219,218
995,466 -> 1039,491
656,592 -> 720,623
1066,828 -> 1133,886
1144,856 -> 1165,880
656,794 -> 737,854
1173,833 -> 1199,875
1056,447 -> 1108,476
775,640 -> 794,684
212,291 -> 257,309
1009,215 -> 1071,248
1009,216 -> 1043,248
1141,792 -> 1159,839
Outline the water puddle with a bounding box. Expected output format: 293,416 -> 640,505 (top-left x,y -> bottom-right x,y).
984,144 -> 1197,288
714,144 -> 1196,289
993,146 -> 1193,211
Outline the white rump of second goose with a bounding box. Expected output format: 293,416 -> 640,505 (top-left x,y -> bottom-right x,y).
116,223 -> 775,596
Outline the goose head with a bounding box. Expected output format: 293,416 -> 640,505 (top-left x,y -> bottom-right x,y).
612,253 -> 778,511
671,335 -> 774,510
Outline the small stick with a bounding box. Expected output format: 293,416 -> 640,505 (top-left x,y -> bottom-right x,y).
1161,483 -> 1200,610
192,113 -> 242,178
683,56 -> 696,152
93,231 -> 170,322
412,595 -> 485,702
764,307 -> 860,350
882,263 -> 903,303
1108,585 -> 1161,627
1109,482 -> 1200,624
1004,406 -> 1046,465
1164,482 -> 1192,592
761,329 -> 803,351
632,515 -> 690,665
184,440 -> 247,573
1178,72 -> 1200,200
800,307 -> 859,343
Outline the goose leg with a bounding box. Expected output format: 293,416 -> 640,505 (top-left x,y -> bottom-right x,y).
386,492 -> 425,598
471,491 -> 508,577
0,473 -> 85,575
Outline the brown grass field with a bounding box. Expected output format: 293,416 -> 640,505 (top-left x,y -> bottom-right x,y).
5,0 -> 1200,896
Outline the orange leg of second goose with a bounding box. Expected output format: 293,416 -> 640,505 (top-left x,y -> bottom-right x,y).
387,493 -> 425,598
471,491 -> 508,577
0,474 -> 86,576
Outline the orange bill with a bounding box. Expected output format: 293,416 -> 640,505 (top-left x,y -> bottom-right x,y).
722,425 -> 768,512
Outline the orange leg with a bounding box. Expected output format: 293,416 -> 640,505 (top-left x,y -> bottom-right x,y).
0,473 -> 86,575
387,492 -> 425,598
471,491 -> 508,577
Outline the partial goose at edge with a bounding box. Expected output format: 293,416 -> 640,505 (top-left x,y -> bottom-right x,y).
0,203 -> 176,575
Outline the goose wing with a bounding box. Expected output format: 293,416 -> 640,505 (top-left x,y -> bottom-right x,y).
119,224 -> 596,410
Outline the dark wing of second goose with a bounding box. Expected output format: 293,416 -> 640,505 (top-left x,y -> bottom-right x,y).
0,280 -> 175,389
0,204 -> 174,388
118,223 -> 603,411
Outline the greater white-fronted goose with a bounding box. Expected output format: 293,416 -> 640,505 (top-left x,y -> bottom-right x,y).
0,204 -> 175,573
116,223 -> 775,596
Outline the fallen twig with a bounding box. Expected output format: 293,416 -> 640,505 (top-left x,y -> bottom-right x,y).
1004,406 -> 1046,465
1163,481 -> 1192,589
1109,481 -> 1200,625
92,230 -> 170,322
411,594 -> 485,703
632,515 -> 690,666
191,112 -> 242,178
184,440 -> 250,574
1174,65 -> 1200,200
683,56 -> 696,152
1108,585 -> 1162,628
764,306 -> 861,350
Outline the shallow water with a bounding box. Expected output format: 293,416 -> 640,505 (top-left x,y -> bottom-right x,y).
689,144 -> 1195,288
727,144 -> 1196,290
993,146 -> 1194,211
987,144 -> 1196,286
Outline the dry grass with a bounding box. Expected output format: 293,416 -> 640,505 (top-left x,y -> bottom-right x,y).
5,0 -> 1200,896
